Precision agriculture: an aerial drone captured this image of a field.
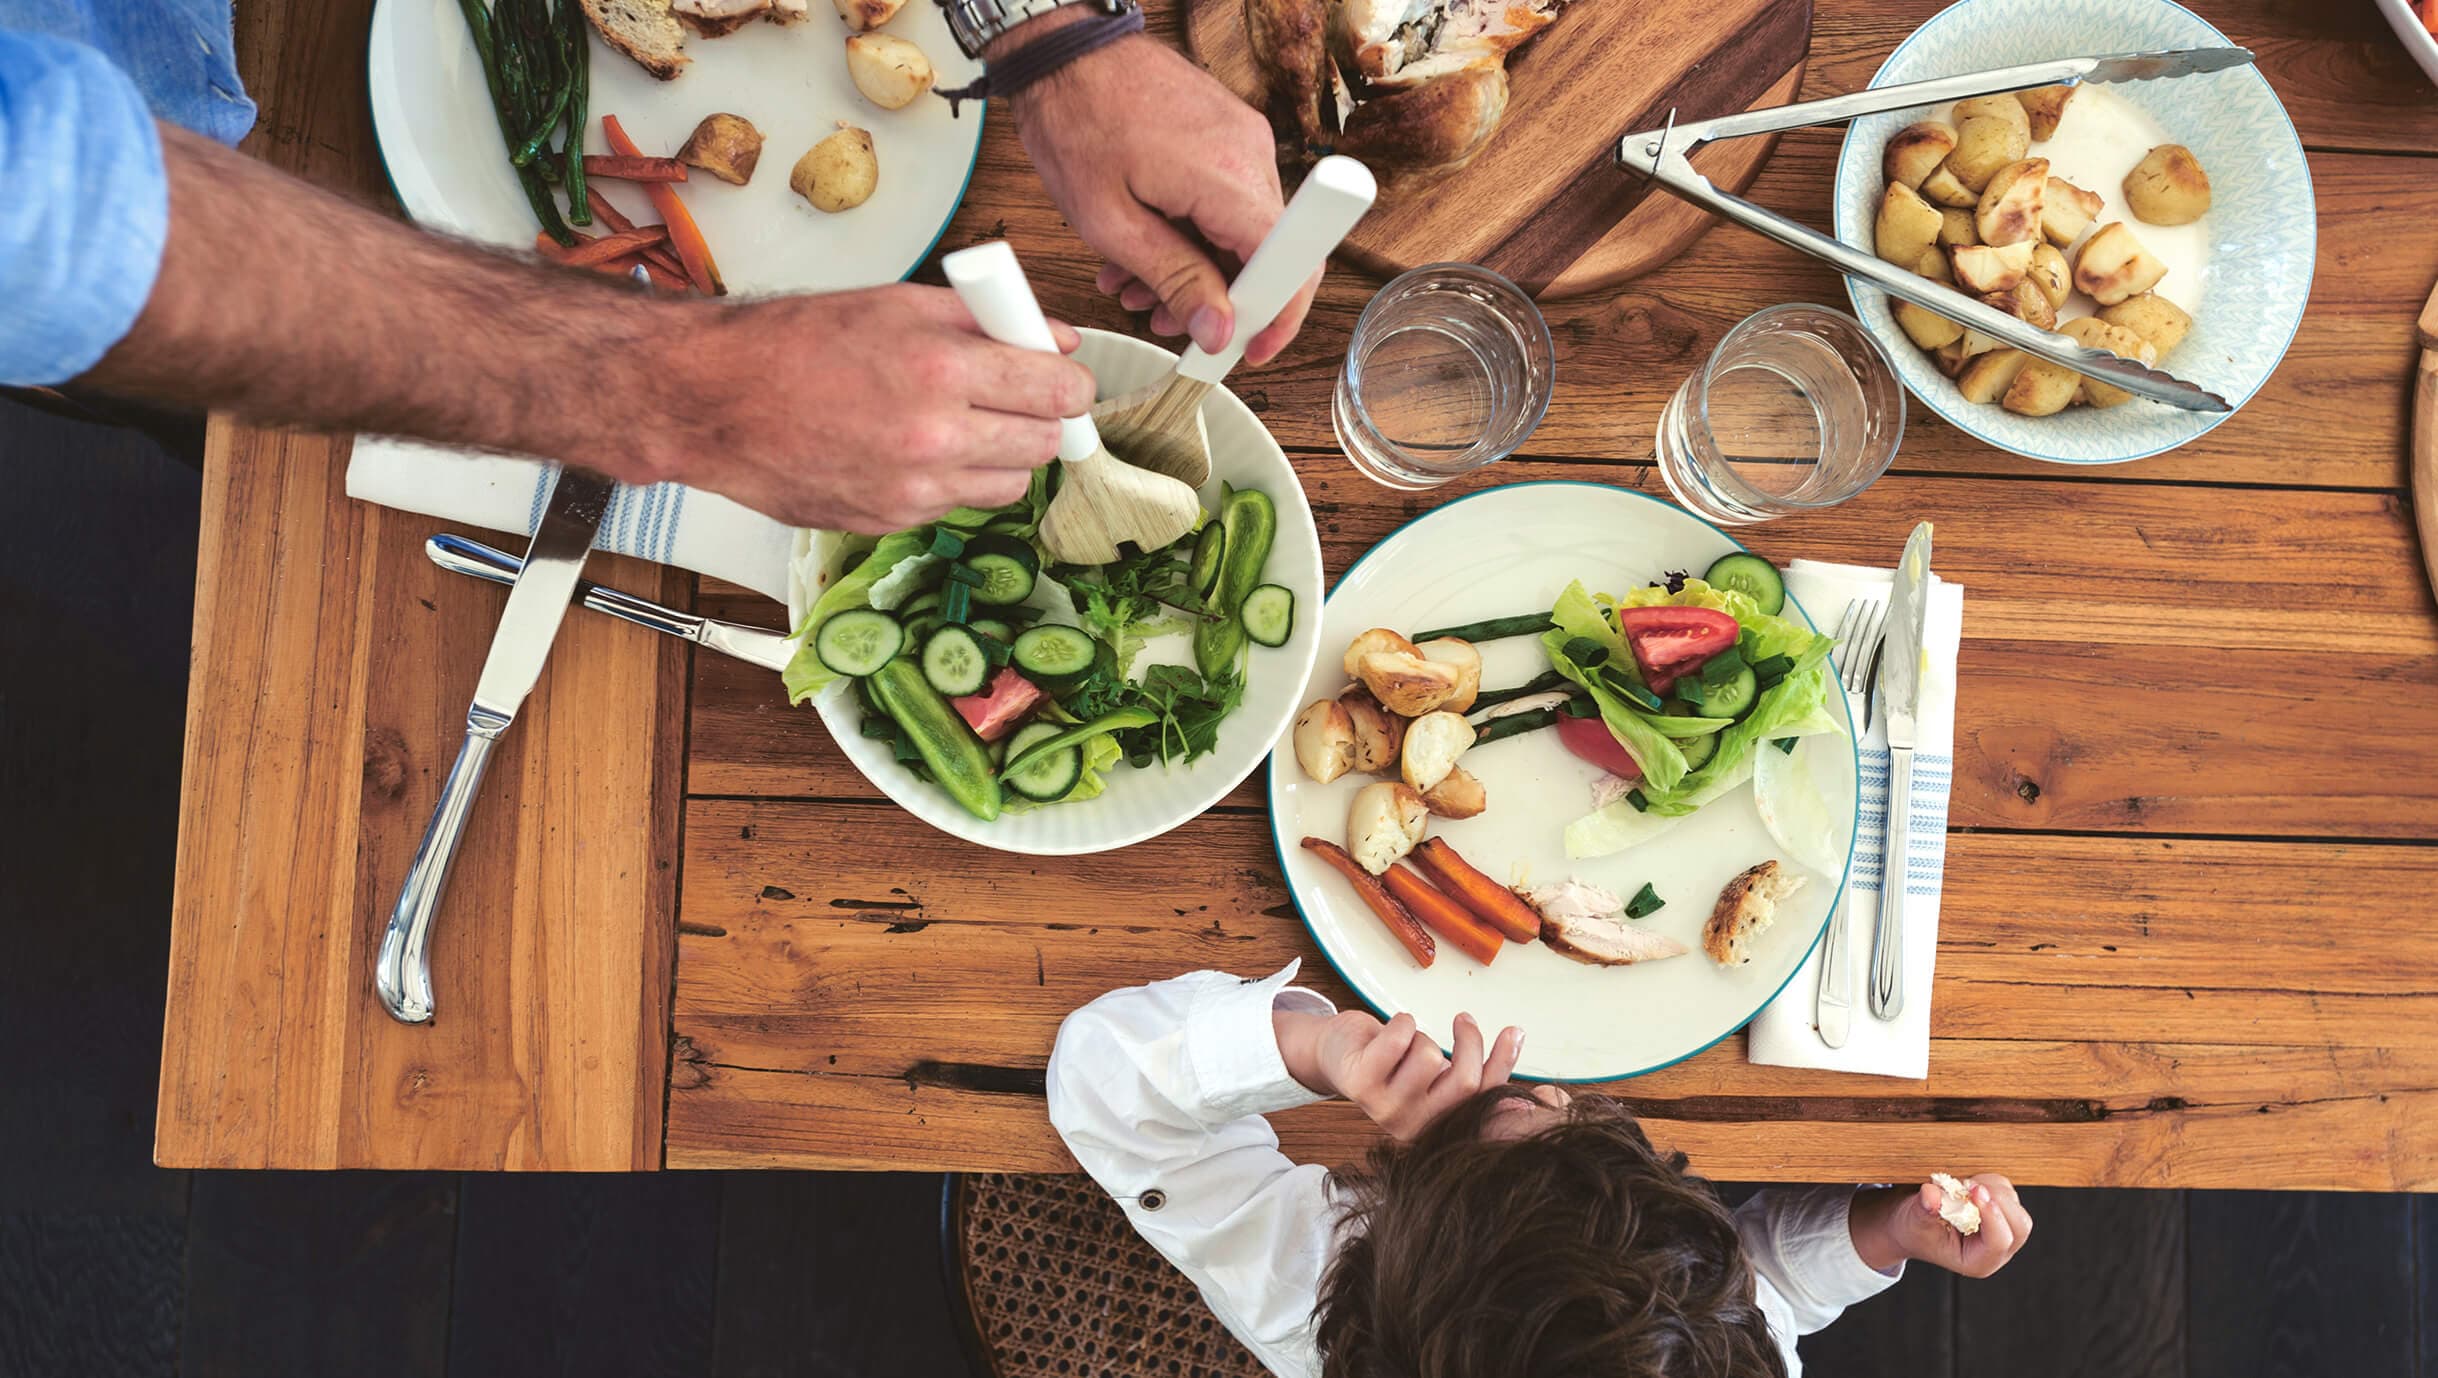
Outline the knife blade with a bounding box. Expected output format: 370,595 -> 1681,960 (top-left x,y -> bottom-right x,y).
1868,521 -> 1934,1021
375,467 -> 616,1024
425,533 -> 797,674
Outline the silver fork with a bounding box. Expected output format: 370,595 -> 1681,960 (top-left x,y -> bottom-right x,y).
1816,594 -> 1885,1050
1834,596 -> 1887,700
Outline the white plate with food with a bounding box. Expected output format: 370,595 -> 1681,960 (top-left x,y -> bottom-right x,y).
780,329 -> 1325,855
369,0 -> 984,293
2375,0 -> 2438,89
1832,0 -> 2313,464
1267,482 -> 1859,1082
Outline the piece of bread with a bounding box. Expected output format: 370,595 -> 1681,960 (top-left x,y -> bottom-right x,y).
583,0 -> 689,79
1702,860 -> 1802,966
1930,1172 -> 1982,1235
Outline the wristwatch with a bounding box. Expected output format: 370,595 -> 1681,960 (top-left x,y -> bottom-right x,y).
938,0 -> 1136,60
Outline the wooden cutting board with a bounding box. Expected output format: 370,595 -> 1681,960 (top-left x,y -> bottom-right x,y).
1186,0 -> 1810,297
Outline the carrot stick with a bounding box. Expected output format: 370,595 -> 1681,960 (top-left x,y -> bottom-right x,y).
583,154 -> 689,182
601,115 -> 723,295
1302,838 -> 1434,968
639,258 -> 690,292
585,186 -> 637,233
1382,865 -> 1502,966
1414,838 -> 1543,943
557,225 -> 670,267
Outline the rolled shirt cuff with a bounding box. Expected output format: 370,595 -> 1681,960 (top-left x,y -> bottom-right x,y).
1183,960 -> 1338,1123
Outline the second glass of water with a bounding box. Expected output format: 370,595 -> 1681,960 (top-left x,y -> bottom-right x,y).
1333,264 -> 1554,490
1656,303 -> 1904,525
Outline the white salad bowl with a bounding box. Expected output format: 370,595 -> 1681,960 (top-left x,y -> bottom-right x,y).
1267,482 -> 1859,1083
1831,0 -> 2313,464
789,329 -> 1324,856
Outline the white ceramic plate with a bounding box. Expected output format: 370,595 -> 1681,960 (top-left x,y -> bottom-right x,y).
1831,0 -> 2314,464
368,0 -> 984,292
2375,0 -> 2438,89
1266,483 -> 1859,1082
788,329 -> 1324,856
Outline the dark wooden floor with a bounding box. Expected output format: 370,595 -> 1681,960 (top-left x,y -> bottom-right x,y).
1,398 -> 2428,1378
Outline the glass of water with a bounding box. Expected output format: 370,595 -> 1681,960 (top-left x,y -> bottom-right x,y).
1333,264 -> 1554,490
1655,304 -> 1904,525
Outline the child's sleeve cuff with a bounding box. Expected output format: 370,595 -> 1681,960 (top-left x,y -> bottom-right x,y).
1182,959 -> 1337,1122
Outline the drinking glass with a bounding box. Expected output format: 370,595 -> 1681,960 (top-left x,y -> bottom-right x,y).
1333,264 -> 1554,490
1655,303 -> 1904,525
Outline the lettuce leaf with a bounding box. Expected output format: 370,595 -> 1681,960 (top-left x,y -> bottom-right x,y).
1541,582 -> 1689,792
782,529 -> 929,703
1638,666 -> 1843,817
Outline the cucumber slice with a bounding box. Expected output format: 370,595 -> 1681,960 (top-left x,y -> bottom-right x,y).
1187,521 -> 1226,600
964,535 -> 1040,607
1702,553 -> 1785,615
969,618 -> 1015,644
1683,665 -> 1758,719
1012,624 -> 1099,689
813,610 -> 904,678
1001,721 -> 1083,803
900,589 -> 944,620
1675,731 -> 1717,769
1240,584 -> 1294,648
921,626 -> 991,698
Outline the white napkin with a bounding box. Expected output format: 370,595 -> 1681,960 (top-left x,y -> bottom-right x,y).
344,438 -> 800,604
1746,558 -> 1966,1079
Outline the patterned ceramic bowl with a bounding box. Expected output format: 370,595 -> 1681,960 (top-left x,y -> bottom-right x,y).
1831,0 -> 2313,464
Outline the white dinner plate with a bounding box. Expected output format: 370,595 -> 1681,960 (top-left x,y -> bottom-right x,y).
788,329 -> 1326,856
2375,0 -> 2438,89
1266,482 -> 1859,1082
368,0 -> 985,292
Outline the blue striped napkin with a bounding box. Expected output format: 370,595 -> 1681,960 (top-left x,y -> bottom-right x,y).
344,437 -> 800,604
1747,558 -> 1966,1078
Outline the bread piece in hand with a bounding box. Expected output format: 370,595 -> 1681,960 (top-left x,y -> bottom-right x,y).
584,0 -> 689,78
1930,1172 -> 1983,1235
1702,860 -> 1803,965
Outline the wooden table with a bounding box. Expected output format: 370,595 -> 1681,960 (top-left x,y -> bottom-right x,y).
159,0 -> 2438,1185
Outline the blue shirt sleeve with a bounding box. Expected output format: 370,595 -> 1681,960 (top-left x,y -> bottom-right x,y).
0,29 -> 169,386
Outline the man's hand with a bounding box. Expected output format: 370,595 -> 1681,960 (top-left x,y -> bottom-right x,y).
1004,26 -> 1315,366
1274,1007 -> 1524,1141
1849,1175 -> 2034,1278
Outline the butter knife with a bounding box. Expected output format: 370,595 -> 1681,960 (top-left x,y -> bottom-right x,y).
1871,522 -> 1935,1021
374,467 -> 616,1024
424,533 -> 796,674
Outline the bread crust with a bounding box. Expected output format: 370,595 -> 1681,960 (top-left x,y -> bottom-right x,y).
1702,860 -> 1801,966
582,0 -> 690,79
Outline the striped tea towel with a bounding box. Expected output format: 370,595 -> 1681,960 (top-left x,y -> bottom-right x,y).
1746,558 -> 1966,1079
344,438 -> 800,604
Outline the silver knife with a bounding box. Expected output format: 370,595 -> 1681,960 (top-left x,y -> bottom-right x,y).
374,467 -> 617,1024
1870,521 -> 1935,1021
424,533 -> 796,673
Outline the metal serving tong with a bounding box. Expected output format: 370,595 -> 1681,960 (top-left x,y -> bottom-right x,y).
1615,49 -> 2256,413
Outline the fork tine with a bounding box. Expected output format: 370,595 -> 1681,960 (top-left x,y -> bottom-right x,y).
1855,600 -> 1889,690
1841,597 -> 1886,693
1832,601 -> 1865,691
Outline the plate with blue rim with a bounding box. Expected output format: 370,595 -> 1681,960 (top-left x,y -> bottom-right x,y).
1831,0 -> 2313,464
1265,482 -> 1860,1083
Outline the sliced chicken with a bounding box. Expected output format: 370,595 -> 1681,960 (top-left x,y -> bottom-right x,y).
1588,772 -> 1636,810
1340,0 -> 1561,89
1526,880 -> 1687,967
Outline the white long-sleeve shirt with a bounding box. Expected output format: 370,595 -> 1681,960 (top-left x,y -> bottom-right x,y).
1046,963 -> 1903,1378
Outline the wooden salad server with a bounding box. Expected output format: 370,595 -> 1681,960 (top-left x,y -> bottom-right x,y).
942,241 -> 1202,565
1091,156 -> 1378,486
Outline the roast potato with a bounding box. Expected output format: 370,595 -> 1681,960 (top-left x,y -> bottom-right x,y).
845,33 -> 933,109
1420,766 -> 1486,820
1399,711 -> 1475,794
2074,222 -> 2167,306
1347,781 -> 1429,874
1937,206 -> 1979,248
1951,240 -> 2033,294
833,0 -> 905,29
1945,113 -> 2029,191
1875,182 -> 1943,268
1918,164 -> 1978,208
1338,688 -> 1405,772
677,113 -> 764,185
1955,348 -> 2029,405
1883,120 -> 1958,190
1931,338 -> 1971,377
2041,177 -> 2103,247
1358,650 -> 1461,716
1343,627 -> 1420,679
1416,638 -> 1482,714
2123,143 -> 2210,225
2060,315 -> 2159,409
2015,84 -> 2075,140
1985,279 -> 2055,333
1916,246 -> 1955,284
1893,245 -> 1965,350
2002,357 -> 2082,417
2096,292 -> 2193,358
1292,699 -> 1356,783
2028,243 -> 2070,309
791,124 -> 877,212
1953,93 -> 2030,137
1973,158 -> 2047,247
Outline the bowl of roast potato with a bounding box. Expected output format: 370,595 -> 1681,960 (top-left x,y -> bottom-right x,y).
1832,0 -> 2313,464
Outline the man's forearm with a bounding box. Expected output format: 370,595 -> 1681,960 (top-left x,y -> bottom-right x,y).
85,125 -> 683,483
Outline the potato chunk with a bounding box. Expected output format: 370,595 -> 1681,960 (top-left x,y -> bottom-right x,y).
1883,121 -> 1958,190
1342,628 -> 1421,679
2028,243 -> 2070,308
1917,164 -> 1978,208
1359,650 -> 1461,716
2123,143 -> 2211,226
1955,348 -> 2029,404
1292,699 -> 1356,783
2002,357 -> 2082,416
833,0 -> 906,30
1338,688 -> 1405,772
845,33 -> 934,110
1953,94 -> 2029,138
1973,158 -> 2048,247
2015,84 -> 2076,140
1931,338 -> 1971,377
1936,206 -> 1978,248
2041,177 -> 2103,247
1982,279 -> 2055,333
1399,711 -> 1475,794
1875,182 -> 1943,268
1347,782 -> 1427,874
2096,292 -> 2193,358
791,124 -> 877,212
1416,638 -> 1481,714
678,113 -> 765,186
2060,316 -> 2159,409
2073,222 -> 2167,306
1944,114 -> 2028,192
1894,296 -> 1964,351
1951,240 -> 2033,294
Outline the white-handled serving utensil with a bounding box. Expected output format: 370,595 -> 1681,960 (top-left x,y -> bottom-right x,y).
1091,156 -> 1378,486
943,241 -> 1201,565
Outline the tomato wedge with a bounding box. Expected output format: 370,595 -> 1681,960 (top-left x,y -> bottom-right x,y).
1556,713 -> 1641,779
1614,606 -> 1739,692
951,666 -> 1042,742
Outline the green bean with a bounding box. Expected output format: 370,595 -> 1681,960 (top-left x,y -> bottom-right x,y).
511,75 -> 572,166
560,0 -> 590,222
1466,669 -> 1572,712
1473,695 -> 1595,745
1411,612 -> 1556,644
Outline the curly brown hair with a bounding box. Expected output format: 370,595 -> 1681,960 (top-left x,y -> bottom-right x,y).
1315,1086 -> 1786,1378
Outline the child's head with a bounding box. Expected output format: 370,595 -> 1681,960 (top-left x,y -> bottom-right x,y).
1316,1085 -> 1785,1378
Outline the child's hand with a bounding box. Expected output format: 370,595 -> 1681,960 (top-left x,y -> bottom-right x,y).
1851,1175 -> 2034,1278
1274,1008 -> 1523,1141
